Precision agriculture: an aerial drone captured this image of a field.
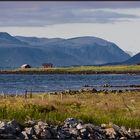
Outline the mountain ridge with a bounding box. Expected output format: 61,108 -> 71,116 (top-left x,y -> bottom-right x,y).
0,32 -> 131,68
123,52 -> 140,64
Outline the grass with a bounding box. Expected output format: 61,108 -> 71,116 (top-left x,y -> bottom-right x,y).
0,65 -> 140,74
0,91 -> 140,128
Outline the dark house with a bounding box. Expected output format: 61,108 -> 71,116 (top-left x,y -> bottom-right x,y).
21,64 -> 31,68
42,63 -> 53,68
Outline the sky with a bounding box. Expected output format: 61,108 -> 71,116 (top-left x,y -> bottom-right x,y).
0,1 -> 140,54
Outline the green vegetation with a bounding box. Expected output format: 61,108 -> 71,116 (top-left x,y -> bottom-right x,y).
0,65 -> 140,74
0,91 -> 140,128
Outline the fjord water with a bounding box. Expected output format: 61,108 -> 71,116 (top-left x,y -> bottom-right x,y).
0,74 -> 140,94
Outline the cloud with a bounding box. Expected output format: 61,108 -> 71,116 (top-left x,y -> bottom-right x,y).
0,2 -> 139,26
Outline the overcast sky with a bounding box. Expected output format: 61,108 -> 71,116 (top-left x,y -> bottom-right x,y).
0,1 -> 140,53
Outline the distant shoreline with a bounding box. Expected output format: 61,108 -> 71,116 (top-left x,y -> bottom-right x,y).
0,71 -> 140,75
0,65 -> 140,74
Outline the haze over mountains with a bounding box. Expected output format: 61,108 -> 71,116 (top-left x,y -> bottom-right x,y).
0,32 -> 138,68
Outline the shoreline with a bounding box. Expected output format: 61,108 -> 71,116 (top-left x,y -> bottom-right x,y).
0,65 -> 140,74
1,87 -> 140,97
0,70 -> 140,75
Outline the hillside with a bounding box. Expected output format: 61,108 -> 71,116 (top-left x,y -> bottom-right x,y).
123,52 -> 140,64
0,32 -> 130,68
0,32 -> 27,45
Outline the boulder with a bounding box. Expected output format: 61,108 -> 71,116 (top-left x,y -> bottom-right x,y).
5,120 -> 21,134
40,128 -> 52,139
64,118 -> 83,128
105,128 -> 116,139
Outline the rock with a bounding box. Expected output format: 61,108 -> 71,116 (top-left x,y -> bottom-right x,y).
0,121 -> 6,128
101,123 -> 106,129
118,90 -> 123,93
80,128 -> 89,139
119,136 -> 127,140
20,131 -> 28,139
40,128 -> 52,139
5,120 -> 21,134
83,123 -> 95,129
133,129 -> 140,138
0,128 -> 4,134
49,126 -> 58,138
0,133 -> 17,139
0,118 -> 139,139
80,128 -> 86,133
57,129 -> 71,139
76,123 -> 83,130
78,89 -> 82,93
81,88 -> 89,92
91,125 -> 106,139
32,135 -> 38,139
77,136 -> 82,139
64,90 -> 70,94
103,84 -> 112,87
92,126 -> 102,132
34,121 -> 48,136
105,128 -> 116,139
25,127 -> 34,138
112,124 -> 120,132
118,126 -> 131,138
34,125 -> 42,136
0,121 -> 6,133
93,131 -> 106,140
57,132 -> 67,139
64,118 -> 83,128
25,120 -> 36,127
82,123 -> 95,138
37,121 -> 48,128
92,88 -> 97,93
69,128 -> 79,136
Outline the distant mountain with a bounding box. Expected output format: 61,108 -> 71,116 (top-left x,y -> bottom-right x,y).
0,32 -> 27,45
125,51 -> 137,57
0,32 -> 131,68
0,47 -> 48,68
15,36 -> 64,46
123,52 -> 140,64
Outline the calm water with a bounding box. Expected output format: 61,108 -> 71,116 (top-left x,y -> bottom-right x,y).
0,74 -> 140,94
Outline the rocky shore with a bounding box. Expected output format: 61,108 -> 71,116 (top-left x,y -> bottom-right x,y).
0,118 -> 140,139
47,87 -> 140,96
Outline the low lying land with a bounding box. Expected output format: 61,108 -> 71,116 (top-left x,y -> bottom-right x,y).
0,90 -> 140,129
0,65 -> 140,74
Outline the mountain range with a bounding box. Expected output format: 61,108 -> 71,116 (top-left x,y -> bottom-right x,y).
0,32 -> 139,68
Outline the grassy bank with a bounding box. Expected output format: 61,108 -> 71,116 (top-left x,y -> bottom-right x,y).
0,91 -> 140,128
0,65 -> 140,74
